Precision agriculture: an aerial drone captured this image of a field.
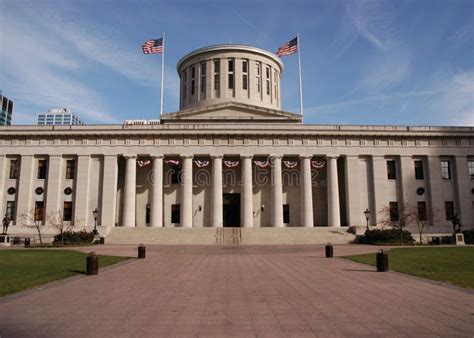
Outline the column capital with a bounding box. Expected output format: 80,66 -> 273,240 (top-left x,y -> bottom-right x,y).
299,155 -> 313,160
181,155 -> 194,159
123,155 -> 137,160
325,154 -> 339,160
151,155 -> 164,159
240,155 -> 253,160
210,155 -> 224,160
270,154 -> 283,160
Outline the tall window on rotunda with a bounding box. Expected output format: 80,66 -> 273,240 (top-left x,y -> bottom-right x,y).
200,62 -> 206,94
182,70 -> 187,100
191,66 -> 196,96
228,59 -> 234,89
255,62 -> 261,93
242,60 -> 248,90
213,59 -> 220,97
265,66 -> 271,96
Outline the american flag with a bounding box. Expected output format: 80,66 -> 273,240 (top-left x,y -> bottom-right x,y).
276,37 -> 298,57
142,38 -> 163,54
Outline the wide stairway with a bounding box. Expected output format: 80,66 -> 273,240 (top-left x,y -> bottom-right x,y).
105,227 -> 355,245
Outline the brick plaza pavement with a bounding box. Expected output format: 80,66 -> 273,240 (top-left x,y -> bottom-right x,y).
0,245 -> 473,337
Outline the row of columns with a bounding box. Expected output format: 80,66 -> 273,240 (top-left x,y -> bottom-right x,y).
121,154 -> 341,228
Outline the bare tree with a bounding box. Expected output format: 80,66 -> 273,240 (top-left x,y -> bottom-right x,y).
47,210 -> 73,246
20,210 -> 44,245
378,203 -> 417,245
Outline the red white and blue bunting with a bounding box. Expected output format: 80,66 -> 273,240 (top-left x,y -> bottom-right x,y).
254,160 -> 269,168
164,159 -> 180,165
224,160 -> 239,168
137,160 -> 151,167
194,160 -> 210,168
311,160 -> 325,169
283,160 -> 298,169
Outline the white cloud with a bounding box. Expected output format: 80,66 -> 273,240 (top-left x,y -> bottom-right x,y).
431,71 -> 474,126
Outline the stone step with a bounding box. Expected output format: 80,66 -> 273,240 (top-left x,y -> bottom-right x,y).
105,227 -> 355,245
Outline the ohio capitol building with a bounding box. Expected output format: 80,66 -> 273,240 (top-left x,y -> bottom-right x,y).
1,45 -> 473,244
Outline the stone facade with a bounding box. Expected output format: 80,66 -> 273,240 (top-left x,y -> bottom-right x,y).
0,45 -> 473,235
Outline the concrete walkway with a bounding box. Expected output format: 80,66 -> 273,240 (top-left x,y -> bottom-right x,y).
0,245 -> 472,337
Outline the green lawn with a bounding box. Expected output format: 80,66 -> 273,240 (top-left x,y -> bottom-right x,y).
343,247 -> 474,288
0,249 -> 130,297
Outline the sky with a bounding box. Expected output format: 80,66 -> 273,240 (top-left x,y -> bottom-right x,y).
0,0 -> 473,126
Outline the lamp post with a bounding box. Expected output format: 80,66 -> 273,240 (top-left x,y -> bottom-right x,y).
92,208 -> 99,235
364,208 -> 371,230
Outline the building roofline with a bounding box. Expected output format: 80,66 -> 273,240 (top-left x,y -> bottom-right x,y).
177,44 -> 284,73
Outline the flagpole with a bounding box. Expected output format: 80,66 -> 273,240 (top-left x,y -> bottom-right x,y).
160,33 -> 165,118
297,33 -> 304,121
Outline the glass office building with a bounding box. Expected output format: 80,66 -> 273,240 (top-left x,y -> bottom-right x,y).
37,108 -> 83,125
0,93 -> 13,126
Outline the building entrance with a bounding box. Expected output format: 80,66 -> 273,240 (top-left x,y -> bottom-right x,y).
223,193 -> 241,227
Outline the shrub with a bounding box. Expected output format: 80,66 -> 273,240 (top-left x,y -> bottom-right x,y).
363,229 -> 414,245
53,230 -> 94,245
462,229 -> 474,244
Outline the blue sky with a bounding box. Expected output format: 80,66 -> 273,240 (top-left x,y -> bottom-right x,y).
0,0 -> 473,126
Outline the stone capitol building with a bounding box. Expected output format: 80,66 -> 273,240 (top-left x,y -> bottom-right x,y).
1,45 -> 473,244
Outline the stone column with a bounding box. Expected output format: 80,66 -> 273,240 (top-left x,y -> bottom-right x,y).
181,155 -> 193,228
454,156 -> 473,228
426,156 -> 444,225
371,156 -> 386,226
300,156 -> 314,227
326,155 -> 341,227
101,155 -> 118,227
271,155 -> 284,227
74,155 -> 91,227
151,156 -> 164,227
400,156 -> 415,207
16,155 -> 35,221
0,156 -> 7,219
45,155 -> 63,217
344,155 -> 361,226
241,155 -> 253,228
122,155 -> 136,227
211,156 -> 223,228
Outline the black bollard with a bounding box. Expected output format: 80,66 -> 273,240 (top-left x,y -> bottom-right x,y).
99,237 -> 105,245
325,244 -> 333,258
138,244 -> 146,259
24,238 -> 30,248
86,252 -> 99,275
376,250 -> 389,272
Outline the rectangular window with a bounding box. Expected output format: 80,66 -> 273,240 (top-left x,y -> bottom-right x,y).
441,160 -> 451,180
265,66 -> 270,95
228,59 -> 234,89
191,66 -> 195,95
66,160 -> 76,179
414,160 -> 424,180
283,204 -> 290,224
468,160 -> 474,179
387,160 -> 397,180
37,159 -> 47,179
213,60 -> 220,92
389,202 -> 399,222
242,60 -> 248,90
34,201 -> 44,222
9,159 -> 19,179
146,204 -> 151,225
171,204 -> 180,223
171,165 -> 181,184
417,201 -> 427,222
274,71 -> 278,99
255,62 -> 261,93
183,70 -> 187,99
445,201 -> 454,221
63,202 -> 73,221
6,201 -> 16,221
200,62 -> 206,93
